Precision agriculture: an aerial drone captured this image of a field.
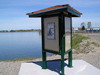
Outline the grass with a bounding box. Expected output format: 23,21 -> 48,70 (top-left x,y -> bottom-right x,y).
72,33 -> 100,54
72,34 -> 90,49
91,42 -> 100,47
85,41 -> 90,47
3,57 -> 39,62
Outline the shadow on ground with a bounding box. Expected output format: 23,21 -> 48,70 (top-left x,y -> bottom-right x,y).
26,59 -> 68,75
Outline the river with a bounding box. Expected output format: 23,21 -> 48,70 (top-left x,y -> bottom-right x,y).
0,32 -> 52,60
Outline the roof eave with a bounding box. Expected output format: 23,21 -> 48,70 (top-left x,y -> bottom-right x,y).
28,6 -> 67,17
28,6 -> 81,17
67,7 -> 81,17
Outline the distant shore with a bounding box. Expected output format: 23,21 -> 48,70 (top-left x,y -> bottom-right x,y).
0,29 -> 41,32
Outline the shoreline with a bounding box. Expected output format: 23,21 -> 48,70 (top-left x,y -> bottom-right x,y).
0,30 -> 41,33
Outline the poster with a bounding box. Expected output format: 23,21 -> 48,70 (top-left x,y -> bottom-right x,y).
47,23 -> 55,40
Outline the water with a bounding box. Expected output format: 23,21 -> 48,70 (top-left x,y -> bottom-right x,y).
0,32 -> 52,60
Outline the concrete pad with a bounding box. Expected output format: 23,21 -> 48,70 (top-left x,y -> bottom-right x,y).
18,60 -> 100,75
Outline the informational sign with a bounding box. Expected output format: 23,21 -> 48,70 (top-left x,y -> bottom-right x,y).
44,16 -> 59,52
47,23 -> 55,40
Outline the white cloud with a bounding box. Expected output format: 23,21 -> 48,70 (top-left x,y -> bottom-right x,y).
0,0 -> 100,7
0,17 -> 41,30
0,0 -> 100,30
68,0 -> 100,7
0,8 -> 24,15
72,17 -> 100,27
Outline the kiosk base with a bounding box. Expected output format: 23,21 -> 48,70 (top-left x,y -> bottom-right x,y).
19,60 -> 100,75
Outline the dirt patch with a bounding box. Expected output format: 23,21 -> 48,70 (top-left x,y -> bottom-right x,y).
73,39 -> 100,54
72,33 -> 100,69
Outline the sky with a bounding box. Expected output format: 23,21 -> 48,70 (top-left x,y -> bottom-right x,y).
0,0 -> 100,30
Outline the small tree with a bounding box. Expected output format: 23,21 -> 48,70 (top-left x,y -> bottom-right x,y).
87,22 -> 92,28
81,22 -> 86,31
82,26 -> 85,31
81,22 -> 85,27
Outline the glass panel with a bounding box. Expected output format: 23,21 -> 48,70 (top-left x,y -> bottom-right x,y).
65,17 -> 71,51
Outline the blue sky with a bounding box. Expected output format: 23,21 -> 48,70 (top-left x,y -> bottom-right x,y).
0,0 -> 100,30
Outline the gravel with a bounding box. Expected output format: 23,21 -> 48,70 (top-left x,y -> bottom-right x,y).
0,61 -> 23,75
0,33 -> 100,75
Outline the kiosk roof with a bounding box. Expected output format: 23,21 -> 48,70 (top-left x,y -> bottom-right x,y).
26,4 -> 82,17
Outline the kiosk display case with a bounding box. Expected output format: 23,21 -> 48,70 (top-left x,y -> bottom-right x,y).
27,4 -> 82,75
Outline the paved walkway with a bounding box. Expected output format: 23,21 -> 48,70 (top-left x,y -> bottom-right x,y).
19,60 -> 100,75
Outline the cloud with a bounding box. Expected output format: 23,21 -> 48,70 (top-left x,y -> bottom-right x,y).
0,0 -> 50,6
0,8 -> 24,15
68,0 -> 100,7
0,0 -> 100,30
73,17 -> 100,23
72,17 -> 100,27
0,0 -> 100,7
0,17 -> 41,30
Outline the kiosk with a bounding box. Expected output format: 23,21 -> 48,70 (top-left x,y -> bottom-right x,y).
27,4 -> 82,75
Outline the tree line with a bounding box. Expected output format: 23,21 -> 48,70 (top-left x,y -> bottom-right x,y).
81,22 -> 92,31
0,29 -> 41,32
